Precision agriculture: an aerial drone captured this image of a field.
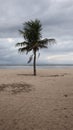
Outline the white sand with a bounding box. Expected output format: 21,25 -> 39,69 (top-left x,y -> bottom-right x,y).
0,68 -> 73,130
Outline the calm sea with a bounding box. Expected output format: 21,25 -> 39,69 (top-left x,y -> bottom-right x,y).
0,64 -> 73,69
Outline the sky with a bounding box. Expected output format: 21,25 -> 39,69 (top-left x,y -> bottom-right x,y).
0,0 -> 73,64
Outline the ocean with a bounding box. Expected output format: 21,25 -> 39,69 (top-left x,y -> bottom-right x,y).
0,64 -> 73,69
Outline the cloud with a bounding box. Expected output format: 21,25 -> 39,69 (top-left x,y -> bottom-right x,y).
0,0 -> 73,39
0,0 -> 73,64
47,52 -> 73,64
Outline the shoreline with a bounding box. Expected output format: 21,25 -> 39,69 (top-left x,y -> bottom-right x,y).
0,64 -> 73,69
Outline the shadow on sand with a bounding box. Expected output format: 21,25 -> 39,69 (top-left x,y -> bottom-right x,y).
40,73 -> 68,77
40,74 -> 64,77
17,74 -> 34,76
17,73 -> 69,77
0,83 -> 32,95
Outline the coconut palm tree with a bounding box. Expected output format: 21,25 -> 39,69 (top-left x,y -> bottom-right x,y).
16,19 -> 56,76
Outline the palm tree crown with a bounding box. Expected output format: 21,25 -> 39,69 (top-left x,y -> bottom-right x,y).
16,19 -> 56,75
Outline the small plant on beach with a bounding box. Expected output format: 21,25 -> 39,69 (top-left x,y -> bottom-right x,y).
16,19 -> 56,76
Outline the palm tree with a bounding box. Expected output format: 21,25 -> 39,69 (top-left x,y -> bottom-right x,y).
16,19 -> 56,76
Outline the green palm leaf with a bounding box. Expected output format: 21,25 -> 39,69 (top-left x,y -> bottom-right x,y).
28,55 -> 33,63
18,47 -> 28,53
16,41 -> 29,47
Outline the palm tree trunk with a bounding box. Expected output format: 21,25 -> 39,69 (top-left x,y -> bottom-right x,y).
33,50 -> 36,76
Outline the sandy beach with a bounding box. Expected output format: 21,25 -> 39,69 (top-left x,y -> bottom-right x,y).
0,68 -> 73,130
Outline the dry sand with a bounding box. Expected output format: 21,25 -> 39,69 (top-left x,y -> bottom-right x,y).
0,68 -> 73,130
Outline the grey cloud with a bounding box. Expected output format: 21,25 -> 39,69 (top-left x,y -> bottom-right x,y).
0,0 -> 73,64
42,40 -> 73,54
0,0 -> 73,39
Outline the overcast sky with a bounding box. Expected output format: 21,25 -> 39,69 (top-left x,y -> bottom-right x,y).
0,0 -> 73,64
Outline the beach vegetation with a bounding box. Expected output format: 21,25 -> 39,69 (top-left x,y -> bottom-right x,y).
16,19 -> 56,75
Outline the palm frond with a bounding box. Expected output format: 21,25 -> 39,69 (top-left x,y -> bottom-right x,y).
38,53 -> 40,58
19,30 -> 25,35
28,54 -> 33,63
38,38 -> 49,45
48,38 -> 56,44
16,41 -> 29,47
18,47 -> 28,53
22,19 -> 42,42
39,44 -> 48,49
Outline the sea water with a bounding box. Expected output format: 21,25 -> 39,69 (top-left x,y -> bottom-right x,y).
0,64 -> 73,69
